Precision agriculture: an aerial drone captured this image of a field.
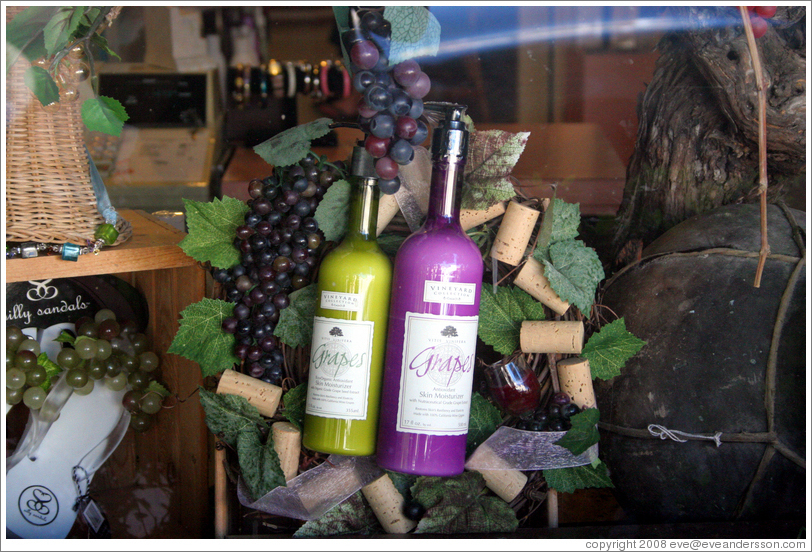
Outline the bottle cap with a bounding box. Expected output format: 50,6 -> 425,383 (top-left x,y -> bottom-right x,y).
427,102 -> 468,159
350,146 -> 377,179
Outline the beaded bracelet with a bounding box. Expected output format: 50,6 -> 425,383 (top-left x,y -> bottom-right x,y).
5,223 -> 119,261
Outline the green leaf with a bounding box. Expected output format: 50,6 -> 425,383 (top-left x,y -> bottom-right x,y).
466,392 -> 502,457
6,6 -> 57,71
236,427 -> 287,501
377,232 -> 407,259
55,330 -> 75,345
582,318 -> 646,380
197,387 -> 267,448
274,284 -> 318,349
385,470 -> 418,501
23,66 -> 60,106
253,118 -> 332,167
541,240 -> 604,317
462,129 -> 529,211
478,285 -> 546,356
313,179 -> 351,243
412,472 -> 519,534
179,196 -> 249,269
294,491 -> 381,537
554,408 -> 600,456
384,6 -> 442,65
543,461 -> 614,494
43,6 -> 84,55
146,380 -> 171,399
281,384 -> 307,432
81,96 -> 128,136
167,298 -> 239,378
36,353 -> 62,393
534,197 -> 581,262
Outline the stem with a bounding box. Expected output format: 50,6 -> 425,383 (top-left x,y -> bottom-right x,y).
739,6 -> 770,288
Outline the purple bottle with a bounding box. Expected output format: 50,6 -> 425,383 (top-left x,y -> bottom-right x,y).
376,104 -> 483,476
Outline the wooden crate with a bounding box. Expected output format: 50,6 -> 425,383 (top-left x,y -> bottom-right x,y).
6,210 -> 211,538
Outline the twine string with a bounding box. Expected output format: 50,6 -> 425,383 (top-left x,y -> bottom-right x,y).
647,424 -> 723,447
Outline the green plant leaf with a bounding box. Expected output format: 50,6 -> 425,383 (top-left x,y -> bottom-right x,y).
462,129 -> 529,211
146,380 -> 171,399
554,408 -> 600,456
43,6 -> 84,55
197,387 -> 267,448
167,298 -> 239,378
179,196 -> 249,269
534,197 -> 581,262
466,392 -> 502,457
6,6 -> 57,70
81,96 -> 128,136
377,232 -> 407,259
253,118 -> 332,168
582,318 -> 646,380
274,284 -> 318,349
55,330 -> 75,345
412,472 -> 519,534
23,66 -> 60,106
236,426 -> 287,501
281,384 -> 307,432
541,240 -> 604,317
294,491 -> 381,537
384,6 -> 442,65
543,461 -> 614,494
36,353 -> 62,393
385,470 -> 418,501
478,285 -> 546,356
314,179 -> 351,243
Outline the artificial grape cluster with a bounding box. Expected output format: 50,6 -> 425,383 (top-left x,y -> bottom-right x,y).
215,154 -> 340,386
342,7 -> 432,194
515,392 -> 581,432
6,310 -> 166,433
745,5 -> 777,38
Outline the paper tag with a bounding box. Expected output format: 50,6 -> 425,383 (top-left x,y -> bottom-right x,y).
79,498 -> 110,537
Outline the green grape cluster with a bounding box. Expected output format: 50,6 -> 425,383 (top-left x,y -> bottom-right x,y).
5,309 -> 169,433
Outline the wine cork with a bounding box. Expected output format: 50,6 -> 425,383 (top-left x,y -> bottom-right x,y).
557,357 -> 596,409
361,474 -> 417,534
460,201 -> 507,231
376,192 -> 400,235
520,321 -> 584,354
216,368 -> 283,418
469,445 -> 528,503
271,421 -> 301,481
514,257 -> 570,316
490,201 -> 540,266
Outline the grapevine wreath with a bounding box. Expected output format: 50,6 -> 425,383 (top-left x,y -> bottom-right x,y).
168,6 -> 645,536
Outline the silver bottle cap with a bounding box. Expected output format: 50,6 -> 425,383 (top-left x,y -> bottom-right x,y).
427,102 -> 469,159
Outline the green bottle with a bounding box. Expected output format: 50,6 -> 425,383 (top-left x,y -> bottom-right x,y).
302,146 -> 392,455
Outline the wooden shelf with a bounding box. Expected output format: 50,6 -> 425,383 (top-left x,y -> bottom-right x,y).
6,209 -> 197,283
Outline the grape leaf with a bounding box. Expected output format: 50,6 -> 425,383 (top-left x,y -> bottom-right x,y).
6,6 -> 57,70
55,330 -> 75,345
478,285 -> 546,355
43,6 -> 84,55
377,232 -> 407,259
386,470 -> 418,501
554,408 -> 600,456
274,284 -> 318,349
253,118 -> 333,168
582,318 -> 646,380
179,196 -> 249,269
466,392 -> 502,457
294,491 -> 381,537
281,384 -> 307,432
384,6 -> 442,65
534,197 -> 581,262
167,298 -> 239,378
36,352 -> 62,393
236,426 -> 287,501
462,129 -> 529,211
543,461 -> 614,494
314,179 -> 351,243
541,240 -> 604,317
197,387 -> 267,448
81,96 -> 128,136
23,66 -> 60,106
411,472 -> 519,534
146,380 -> 171,399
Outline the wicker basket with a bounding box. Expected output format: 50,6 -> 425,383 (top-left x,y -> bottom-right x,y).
5,6 -> 131,246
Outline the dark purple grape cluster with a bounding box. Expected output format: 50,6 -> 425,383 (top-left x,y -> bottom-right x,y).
342,7 -> 431,194
214,154 -> 342,386
515,392 -> 581,432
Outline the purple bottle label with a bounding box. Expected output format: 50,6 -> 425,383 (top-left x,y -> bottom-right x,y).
395,312 -> 478,435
